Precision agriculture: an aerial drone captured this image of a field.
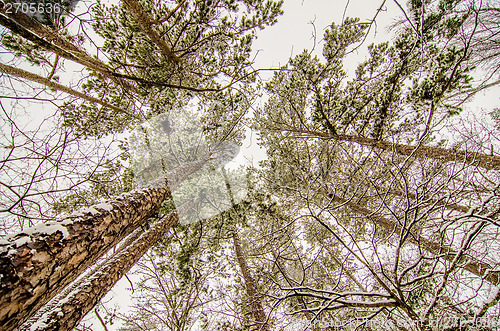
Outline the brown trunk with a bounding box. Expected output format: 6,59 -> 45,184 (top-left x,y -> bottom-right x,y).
292,129 -> 500,170
334,196 -> 500,285
334,133 -> 500,171
0,158 -> 207,330
0,62 -> 129,115
20,228 -> 144,329
376,186 -> 470,213
122,0 -> 179,62
0,11 -> 213,92
222,169 -> 269,330
232,232 -> 269,331
20,210 -> 180,330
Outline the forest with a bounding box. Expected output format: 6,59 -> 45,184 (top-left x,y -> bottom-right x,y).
0,0 -> 499,330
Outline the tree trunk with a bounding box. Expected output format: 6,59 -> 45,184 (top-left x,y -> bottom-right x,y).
335,133 -> 500,170
0,10 -> 137,91
223,169 -> 269,330
20,228 -> 144,329
20,209 -> 181,330
0,157 -> 207,331
375,186 -> 470,213
232,232 -> 270,330
0,11 -> 215,92
0,62 -> 129,115
333,196 -> 500,285
290,129 -> 500,170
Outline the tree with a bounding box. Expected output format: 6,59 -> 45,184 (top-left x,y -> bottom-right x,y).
0,157 -> 207,330
2,0 -> 500,330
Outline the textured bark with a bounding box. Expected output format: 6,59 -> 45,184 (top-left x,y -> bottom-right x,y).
0,158 -> 207,331
20,228 -> 144,329
0,62 -> 129,114
334,196 -> 500,285
22,210 -> 180,330
122,0 -> 179,62
222,169 -> 269,330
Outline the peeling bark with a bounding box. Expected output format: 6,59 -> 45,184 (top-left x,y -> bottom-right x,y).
0,157 -> 207,330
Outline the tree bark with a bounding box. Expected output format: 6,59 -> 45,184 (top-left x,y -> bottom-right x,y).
21,210 -> 181,330
232,232 -> 270,331
333,196 -> 500,285
0,11 -> 218,92
332,133 -> 500,170
0,157 -> 208,331
0,11 -> 134,88
20,227 -> 144,329
223,169 -> 269,330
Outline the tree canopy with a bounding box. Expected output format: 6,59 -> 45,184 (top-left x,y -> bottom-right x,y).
1,0 -> 499,330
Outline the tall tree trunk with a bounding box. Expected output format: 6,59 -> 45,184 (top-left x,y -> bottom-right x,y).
223,169 -> 269,330
332,133 -> 500,170
0,62 -> 130,115
0,9 -> 137,91
0,157 -> 208,331
333,195 -> 500,285
375,186 -> 470,213
290,129 -> 500,170
0,11 -> 216,92
20,228 -> 144,329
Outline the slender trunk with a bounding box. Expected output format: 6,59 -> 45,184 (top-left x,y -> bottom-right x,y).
232,232 -> 269,330
0,63 -> 129,115
0,10 -> 137,91
21,210 -> 181,330
375,186 -> 470,213
292,129 -> 500,170
223,169 -> 269,330
0,157 -> 208,330
122,0 -> 179,62
333,196 -> 500,285
335,133 -> 500,171
0,11 -> 216,92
